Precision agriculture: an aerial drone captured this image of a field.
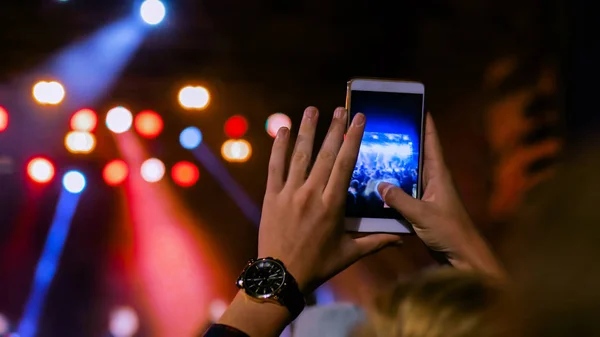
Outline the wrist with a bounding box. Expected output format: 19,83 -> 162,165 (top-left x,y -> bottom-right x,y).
218,291 -> 291,337
279,259 -> 311,294
448,226 -> 506,280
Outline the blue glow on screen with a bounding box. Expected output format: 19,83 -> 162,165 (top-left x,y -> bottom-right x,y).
346,90 -> 423,217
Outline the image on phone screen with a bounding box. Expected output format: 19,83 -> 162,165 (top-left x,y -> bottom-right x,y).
346,90 -> 423,219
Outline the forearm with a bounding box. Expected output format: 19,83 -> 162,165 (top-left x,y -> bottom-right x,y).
217,291 -> 291,337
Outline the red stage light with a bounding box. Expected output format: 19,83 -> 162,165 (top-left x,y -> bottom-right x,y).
0,106 -> 8,132
70,108 -> 98,132
103,160 -> 129,186
224,115 -> 248,139
171,161 -> 199,187
27,157 -> 55,184
134,110 -> 164,139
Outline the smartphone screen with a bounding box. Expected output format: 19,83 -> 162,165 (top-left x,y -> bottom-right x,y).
346,88 -> 424,219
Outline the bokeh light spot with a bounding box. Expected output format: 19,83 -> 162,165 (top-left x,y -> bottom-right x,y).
27,157 -> 55,184
266,113 -> 292,138
140,0 -> 166,25
106,106 -> 133,134
171,161 -> 199,187
140,158 -> 165,183
32,81 -> 65,105
178,86 -> 210,110
0,106 -> 8,132
179,127 -> 202,149
103,160 -> 129,186
134,110 -> 163,138
221,139 -> 252,163
109,306 -> 139,337
70,108 -> 98,132
65,131 -> 96,154
62,170 -> 86,194
209,300 -> 228,322
224,115 -> 249,138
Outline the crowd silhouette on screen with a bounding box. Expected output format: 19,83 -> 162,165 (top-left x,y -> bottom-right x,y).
348,132 -> 418,209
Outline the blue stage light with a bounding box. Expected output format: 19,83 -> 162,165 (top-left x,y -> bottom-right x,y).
62,171 -> 86,194
180,127 -> 202,150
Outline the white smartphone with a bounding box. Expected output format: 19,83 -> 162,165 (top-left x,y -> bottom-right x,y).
344,78 -> 425,234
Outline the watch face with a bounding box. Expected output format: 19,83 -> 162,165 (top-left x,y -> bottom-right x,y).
243,259 -> 286,298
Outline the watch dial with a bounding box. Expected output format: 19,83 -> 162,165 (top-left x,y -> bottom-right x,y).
243,259 -> 286,298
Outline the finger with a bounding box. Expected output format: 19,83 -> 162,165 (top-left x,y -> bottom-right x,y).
266,127 -> 290,194
323,113 -> 365,205
351,233 -> 403,257
287,106 -> 319,188
306,107 -> 347,189
378,182 -> 426,222
424,113 -> 446,169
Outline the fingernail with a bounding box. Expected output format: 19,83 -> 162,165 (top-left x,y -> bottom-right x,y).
392,240 -> 403,246
334,107 -> 346,119
305,107 -> 317,119
379,183 -> 392,199
352,113 -> 365,126
277,127 -> 289,139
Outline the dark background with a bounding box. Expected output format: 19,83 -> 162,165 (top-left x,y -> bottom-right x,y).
0,0 -> 597,335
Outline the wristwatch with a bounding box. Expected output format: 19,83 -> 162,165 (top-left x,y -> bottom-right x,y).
236,257 -> 306,320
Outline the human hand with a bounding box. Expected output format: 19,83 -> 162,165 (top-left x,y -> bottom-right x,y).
378,113 -> 503,277
259,106 -> 402,293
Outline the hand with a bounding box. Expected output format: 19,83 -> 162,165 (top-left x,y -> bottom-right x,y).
259,106 -> 402,292
378,113 -> 503,277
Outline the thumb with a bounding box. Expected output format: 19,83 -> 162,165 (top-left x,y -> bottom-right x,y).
352,233 -> 403,257
378,182 -> 425,221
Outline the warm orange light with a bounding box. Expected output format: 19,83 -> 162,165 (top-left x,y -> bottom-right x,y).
134,110 -> 164,138
171,161 -> 199,187
221,139 -> 252,163
70,108 -> 98,132
0,106 -> 8,132
103,160 -> 129,186
178,86 -> 210,110
65,131 -> 96,154
32,80 -> 65,105
27,157 -> 55,184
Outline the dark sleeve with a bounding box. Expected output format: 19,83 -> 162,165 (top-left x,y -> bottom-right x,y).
203,324 -> 250,337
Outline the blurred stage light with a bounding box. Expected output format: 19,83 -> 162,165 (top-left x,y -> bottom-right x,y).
141,158 -> 165,183
0,313 -> 9,335
65,131 -> 96,154
32,81 -> 65,105
0,106 -> 8,132
134,110 -> 163,138
103,160 -> 129,186
209,300 -> 228,322
179,126 -> 202,149
62,170 -> 86,194
27,157 -> 55,184
224,115 -> 249,138
178,86 -> 210,110
140,0 -> 166,25
106,106 -> 133,134
221,139 -> 252,163
171,161 -> 199,187
70,108 -> 98,132
109,306 -> 139,337
266,113 -> 292,138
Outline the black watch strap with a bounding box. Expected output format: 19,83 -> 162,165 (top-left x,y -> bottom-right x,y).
280,272 -> 306,320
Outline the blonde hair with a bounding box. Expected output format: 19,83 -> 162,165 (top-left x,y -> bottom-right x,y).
367,268 -> 498,337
